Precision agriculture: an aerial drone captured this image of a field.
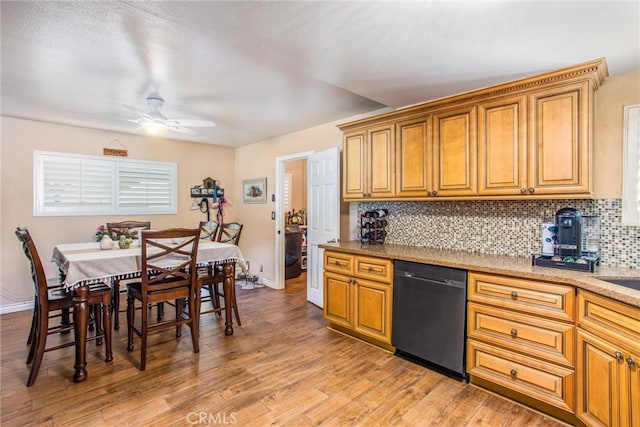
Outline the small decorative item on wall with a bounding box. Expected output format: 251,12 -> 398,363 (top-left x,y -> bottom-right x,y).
243,178 -> 267,204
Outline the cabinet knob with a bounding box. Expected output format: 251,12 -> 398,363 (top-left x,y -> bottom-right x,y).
432,190 -> 437,196
510,328 -> 518,337
510,369 -> 517,377
427,191 -> 432,196
615,351 -> 624,361
520,188 -> 527,194
628,356 -> 636,368
511,291 -> 518,300
528,187 -> 535,194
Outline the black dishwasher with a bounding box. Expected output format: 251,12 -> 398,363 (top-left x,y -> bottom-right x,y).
392,260 -> 468,380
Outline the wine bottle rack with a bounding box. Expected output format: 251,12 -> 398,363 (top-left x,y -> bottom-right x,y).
359,209 -> 388,244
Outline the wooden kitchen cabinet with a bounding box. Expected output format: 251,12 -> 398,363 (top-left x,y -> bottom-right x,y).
342,124 -> 395,200
528,81 -> 592,195
395,116 -> 432,197
576,290 -> 640,427
323,251 -> 393,348
432,104 -> 478,197
467,272 -> 576,415
337,58 -> 607,201
477,95 -> 527,195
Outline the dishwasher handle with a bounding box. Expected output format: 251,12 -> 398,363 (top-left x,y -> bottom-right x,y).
395,271 -> 466,289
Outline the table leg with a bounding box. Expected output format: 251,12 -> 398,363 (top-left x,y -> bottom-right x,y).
223,262 -> 234,336
72,285 -> 89,383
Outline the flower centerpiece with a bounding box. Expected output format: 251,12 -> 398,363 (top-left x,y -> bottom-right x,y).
95,225 -> 110,241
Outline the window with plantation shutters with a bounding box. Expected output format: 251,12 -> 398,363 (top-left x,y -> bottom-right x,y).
622,104 -> 640,226
34,151 -> 177,216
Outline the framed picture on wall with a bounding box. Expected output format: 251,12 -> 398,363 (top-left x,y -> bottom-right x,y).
242,178 -> 267,204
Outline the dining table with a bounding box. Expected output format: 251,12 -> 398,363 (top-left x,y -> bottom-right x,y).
51,240 -> 245,383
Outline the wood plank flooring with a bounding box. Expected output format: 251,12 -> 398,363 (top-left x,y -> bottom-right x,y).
1,274 -> 565,426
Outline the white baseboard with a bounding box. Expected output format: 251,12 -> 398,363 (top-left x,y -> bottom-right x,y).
0,301 -> 33,315
258,277 -> 278,289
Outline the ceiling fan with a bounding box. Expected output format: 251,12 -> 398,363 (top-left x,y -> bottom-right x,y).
123,93 -> 215,136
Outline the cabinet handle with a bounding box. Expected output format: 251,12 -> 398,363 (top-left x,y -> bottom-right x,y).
427,191 -> 432,196
528,187 -> 535,194
432,191 -> 437,196
510,369 -> 517,377
367,266 -> 373,271
615,351 -> 624,361
628,356 -> 636,368
520,188 -> 527,194
511,291 -> 518,299
510,328 -> 518,337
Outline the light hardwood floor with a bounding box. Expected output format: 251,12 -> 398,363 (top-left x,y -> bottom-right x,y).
1,273 -> 565,426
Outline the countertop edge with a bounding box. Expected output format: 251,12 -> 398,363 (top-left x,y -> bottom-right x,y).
320,242 -> 640,308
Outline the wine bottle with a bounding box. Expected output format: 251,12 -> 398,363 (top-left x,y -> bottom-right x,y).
371,209 -> 389,218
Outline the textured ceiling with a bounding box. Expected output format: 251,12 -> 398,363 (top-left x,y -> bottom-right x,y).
1,1 -> 638,147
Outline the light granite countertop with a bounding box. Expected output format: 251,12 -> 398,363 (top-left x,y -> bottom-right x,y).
320,241 -> 640,308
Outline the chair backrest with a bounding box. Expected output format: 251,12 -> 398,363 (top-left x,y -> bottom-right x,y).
141,228 -> 200,295
15,227 -> 50,306
107,221 -> 151,240
217,222 -> 243,246
199,220 -> 220,241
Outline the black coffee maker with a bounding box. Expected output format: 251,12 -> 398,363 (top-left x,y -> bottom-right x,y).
555,208 -> 582,258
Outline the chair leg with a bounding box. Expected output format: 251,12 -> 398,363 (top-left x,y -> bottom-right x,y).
212,284 -> 222,316
26,308 -> 39,365
157,302 -> 164,321
231,284 -> 241,326
60,308 -> 71,334
127,294 -> 135,352
102,296 -> 113,363
188,293 -> 200,354
27,309 -> 48,386
140,300 -> 148,371
175,299 -> 183,338
93,304 -> 103,346
194,288 -> 201,339
112,280 -> 121,330
27,303 -> 37,346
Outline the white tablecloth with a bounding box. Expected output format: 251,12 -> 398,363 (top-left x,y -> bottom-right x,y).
52,241 -> 245,290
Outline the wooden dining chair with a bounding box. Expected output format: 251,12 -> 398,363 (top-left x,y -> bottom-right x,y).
199,220 -> 220,242
15,227 -> 112,386
107,220 -> 152,330
197,222 -> 243,326
126,228 -> 200,371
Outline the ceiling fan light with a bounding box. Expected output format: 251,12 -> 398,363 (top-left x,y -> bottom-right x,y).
140,120 -> 168,136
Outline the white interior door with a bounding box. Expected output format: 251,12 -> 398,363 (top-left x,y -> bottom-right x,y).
307,146 -> 340,307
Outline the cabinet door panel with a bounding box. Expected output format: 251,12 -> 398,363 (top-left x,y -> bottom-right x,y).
433,106 -> 477,196
343,132 -> 366,199
353,278 -> 392,343
528,82 -> 591,194
627,351 -> 640,427
368,125 -> 395,198
576,329 -> 622,427
324,272 -> 353,329
478,96 -> 527,195
395,116 -> 431,197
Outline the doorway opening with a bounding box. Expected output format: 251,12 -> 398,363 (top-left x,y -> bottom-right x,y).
274,151 -> 313,291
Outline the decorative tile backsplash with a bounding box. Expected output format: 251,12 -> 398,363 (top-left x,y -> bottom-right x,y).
358,199 -> 639,269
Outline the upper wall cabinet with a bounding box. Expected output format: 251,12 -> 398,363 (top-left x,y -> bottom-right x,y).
338,58 -> 608,201
342,124 -> 395,200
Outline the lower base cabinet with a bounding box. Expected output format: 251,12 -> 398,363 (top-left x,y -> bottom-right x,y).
323,251 -> 393,349
576,290 -> 640,427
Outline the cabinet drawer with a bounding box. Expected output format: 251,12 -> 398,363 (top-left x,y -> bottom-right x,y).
355,256 -> 393,283
324,251 -> 354,275
468,303 -> 574,367
577,290 -> 640,352
468,339 -> 574,412
468,272 -> 574,322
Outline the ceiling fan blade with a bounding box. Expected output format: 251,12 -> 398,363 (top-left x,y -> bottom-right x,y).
167,119 -> 216,128
122,104 -> 152,118
168,126 -> 197,135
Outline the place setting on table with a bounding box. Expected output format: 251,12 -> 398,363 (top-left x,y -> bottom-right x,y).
48,223 -> 246,383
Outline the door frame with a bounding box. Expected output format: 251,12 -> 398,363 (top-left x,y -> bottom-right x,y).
274,151 -> 314,289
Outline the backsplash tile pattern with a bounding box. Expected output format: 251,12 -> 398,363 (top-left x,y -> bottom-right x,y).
358,199 -> 639,269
